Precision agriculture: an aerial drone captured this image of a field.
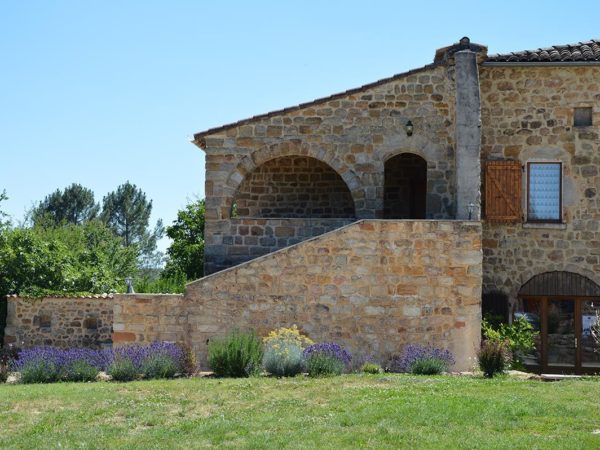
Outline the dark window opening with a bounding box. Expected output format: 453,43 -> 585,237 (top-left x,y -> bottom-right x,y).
36,314 -> 51,330
84,318 -> 98,330
384,153 -> 427,219
527,162 -> 562,223
574,107 -> 593,127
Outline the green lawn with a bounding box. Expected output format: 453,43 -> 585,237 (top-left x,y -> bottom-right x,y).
1,374 -> 600,449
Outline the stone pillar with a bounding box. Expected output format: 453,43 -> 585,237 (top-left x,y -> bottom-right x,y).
454,49 -> 482,220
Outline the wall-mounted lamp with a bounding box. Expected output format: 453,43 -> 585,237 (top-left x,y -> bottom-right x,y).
405,120 -> 413,137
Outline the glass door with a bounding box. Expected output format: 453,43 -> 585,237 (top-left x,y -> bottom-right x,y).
580,300 -> 600,371
546,299 -> 576,370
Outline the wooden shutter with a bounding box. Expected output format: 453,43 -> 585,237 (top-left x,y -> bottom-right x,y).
485,160 -> 522,223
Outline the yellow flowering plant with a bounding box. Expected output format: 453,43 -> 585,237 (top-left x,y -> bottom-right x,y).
263,325 -> 313,349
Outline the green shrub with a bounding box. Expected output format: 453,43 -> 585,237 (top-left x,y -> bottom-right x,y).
410,357 -> 448,375
208,330 -> 263,377
21,360 -> 60,384
0,363 -> 8,383
64,360 -> 99,382
482,316 -> 537,369
360,362 -> 382,374
178,343 -> 197,377
108,358 -> 138,382
478,339 -> 511,378
263,342 -> 305,377
306,354 -> 344,377
141,353 -> 178,379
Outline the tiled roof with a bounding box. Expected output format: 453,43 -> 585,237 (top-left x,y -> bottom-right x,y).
486,40 -> 600,63
7,293 -> 114,299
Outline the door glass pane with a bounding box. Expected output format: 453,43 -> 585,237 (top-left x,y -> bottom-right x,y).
547,299 -> 575,367
515,298 -> 542,366
581,300 -> 600,368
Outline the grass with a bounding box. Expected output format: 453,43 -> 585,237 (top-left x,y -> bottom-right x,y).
1,374 -> 600,449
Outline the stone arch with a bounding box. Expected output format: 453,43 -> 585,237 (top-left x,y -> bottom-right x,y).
221,142 -> 363,219
383,153 -> 427,219
519,271 -> 600,298
375,134 -> 455,219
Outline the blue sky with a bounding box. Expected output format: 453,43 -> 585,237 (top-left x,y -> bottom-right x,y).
1,1 -> 598,251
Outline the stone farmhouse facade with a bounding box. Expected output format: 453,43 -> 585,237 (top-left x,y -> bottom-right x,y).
4,38 -> 600,373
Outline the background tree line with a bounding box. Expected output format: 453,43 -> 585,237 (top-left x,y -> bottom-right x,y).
0,183 -> 205,298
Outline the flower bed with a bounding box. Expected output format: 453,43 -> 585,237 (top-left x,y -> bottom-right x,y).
6,342 -> 195,384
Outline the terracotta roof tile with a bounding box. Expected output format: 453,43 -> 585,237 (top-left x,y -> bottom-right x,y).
487,40 -> 600,63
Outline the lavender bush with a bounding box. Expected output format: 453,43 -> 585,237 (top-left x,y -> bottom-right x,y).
303,342 -> 351,376
387,344 -> 455,374
303,343 -> 352,366
13,342 -> 187,383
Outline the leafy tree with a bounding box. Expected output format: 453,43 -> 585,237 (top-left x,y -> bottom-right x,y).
163,199 -> 205,280
100,182 -> 164,261
0,221 -> 138,297
31,183 -> 99,226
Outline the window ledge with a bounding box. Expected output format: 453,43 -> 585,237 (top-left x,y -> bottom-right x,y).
523,222 -> 567,230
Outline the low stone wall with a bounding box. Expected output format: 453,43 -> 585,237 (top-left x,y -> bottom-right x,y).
3,295 -> 114,348
112,294 -> 186,345
204,217 -> 354,274
187,219 -> 482,370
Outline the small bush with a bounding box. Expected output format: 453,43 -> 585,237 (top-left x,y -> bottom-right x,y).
411,357 -> 448,375
478,339 -> 511,378
263,325 -> 313,349
108,358 -> 138,382
208,330 -> 263,377
263,341 -> 305,377
306,354 -> 345,377
388,344 -> 455,373
0,363 -> 9,383
482,316 -> 538,370
361,362 -> 383,374
21,359 -> 60,384
178,343 -> 197,376
141,353 -> 179,379
64,360 -> 100,382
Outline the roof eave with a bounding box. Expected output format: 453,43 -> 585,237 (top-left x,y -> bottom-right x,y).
483,61 -> 600,67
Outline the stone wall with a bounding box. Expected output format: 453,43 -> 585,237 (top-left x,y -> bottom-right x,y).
3,295 -> 114,348
479,65 -> 600,306
112,294 -> 186,345
205,217 -> 354,274
200,62 -> 461,274
235,155 -> 356,218
179,220 -> 481,371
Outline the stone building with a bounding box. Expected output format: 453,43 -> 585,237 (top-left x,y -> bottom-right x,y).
4,37 -> 600,373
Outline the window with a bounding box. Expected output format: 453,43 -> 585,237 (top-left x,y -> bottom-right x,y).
527,162 -> 562,223
574,107 -> 593,127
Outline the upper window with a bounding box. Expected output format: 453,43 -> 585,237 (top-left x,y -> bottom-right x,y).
574,107 -> 593,127
527,162 -> 562,223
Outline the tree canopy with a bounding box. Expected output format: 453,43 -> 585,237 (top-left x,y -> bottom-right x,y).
163,199 -> 205,281
0,220 -> 138,297
31,183 -> 99,226
100,182 -> 164,266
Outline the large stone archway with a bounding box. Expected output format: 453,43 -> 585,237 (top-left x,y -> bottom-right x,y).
233,155 -> 356,219
220,142 -> 364,219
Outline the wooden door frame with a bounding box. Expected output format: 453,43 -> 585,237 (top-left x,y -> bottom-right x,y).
518,295 -> 600,374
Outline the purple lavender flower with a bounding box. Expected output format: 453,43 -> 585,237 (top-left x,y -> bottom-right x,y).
13,342 -> 185,377
387,344 -> 455,373
303,342 -> 352,366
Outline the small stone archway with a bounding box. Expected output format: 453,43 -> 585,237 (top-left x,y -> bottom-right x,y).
221,143 -> 363,220
383,153 -> 427,219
